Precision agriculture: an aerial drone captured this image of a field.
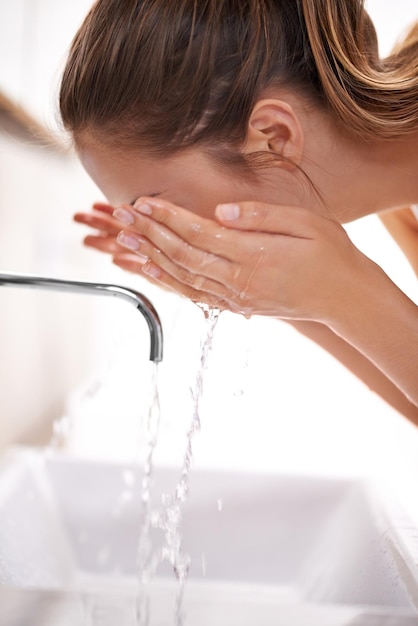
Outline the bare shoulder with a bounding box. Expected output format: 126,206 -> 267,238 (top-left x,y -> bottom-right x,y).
379,207 -> 418,277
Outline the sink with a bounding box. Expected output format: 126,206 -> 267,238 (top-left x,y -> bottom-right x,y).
0,446 -> 417,625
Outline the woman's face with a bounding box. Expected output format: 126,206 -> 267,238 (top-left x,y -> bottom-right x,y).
78,136 -> 266,217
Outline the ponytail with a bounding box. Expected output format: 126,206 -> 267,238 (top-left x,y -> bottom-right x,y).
301,0 -> 418,141
391,20 -> 418,55
60,0 -> 418,165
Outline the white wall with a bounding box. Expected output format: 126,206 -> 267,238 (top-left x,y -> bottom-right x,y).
0,128 -> 103,446
0,0 -> 417,522
0,0 -> 93,132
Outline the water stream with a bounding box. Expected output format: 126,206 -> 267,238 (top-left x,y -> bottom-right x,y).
134,305 -> 220,625
45,304 -> 220,625
135,363 -> 162,625
133,305 -> 220,625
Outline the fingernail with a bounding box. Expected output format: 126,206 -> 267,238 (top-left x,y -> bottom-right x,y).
216,203 -> 240,220
117,231 -> 142,251
113,207 -> 134,225
133,201 -> 153,215
142,263 -> 161,279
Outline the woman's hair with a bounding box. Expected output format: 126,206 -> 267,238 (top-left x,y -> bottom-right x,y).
60,0 -> 418,168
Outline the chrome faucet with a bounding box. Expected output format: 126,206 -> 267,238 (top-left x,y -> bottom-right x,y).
0,272 -> 163,361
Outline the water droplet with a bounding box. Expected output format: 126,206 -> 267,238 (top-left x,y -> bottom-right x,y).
49,414 -> 72,449
176,480 -> 188,502
123,469 -> 136,487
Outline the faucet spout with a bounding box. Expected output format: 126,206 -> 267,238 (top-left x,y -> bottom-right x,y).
0,272 -> 163,362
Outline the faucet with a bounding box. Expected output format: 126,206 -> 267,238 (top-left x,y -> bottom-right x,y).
0,272 -> 163,362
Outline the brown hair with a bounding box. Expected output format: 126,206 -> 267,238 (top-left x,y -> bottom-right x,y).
60,0 -> 418,168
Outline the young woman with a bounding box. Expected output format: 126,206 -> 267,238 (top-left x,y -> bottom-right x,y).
59,0 -> 418,424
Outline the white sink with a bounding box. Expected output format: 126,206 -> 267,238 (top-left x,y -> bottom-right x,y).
0,446 -> 417,625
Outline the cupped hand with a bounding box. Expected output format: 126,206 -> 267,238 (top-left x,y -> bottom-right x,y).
108,197 -> 369,321
74,202 -> 160,280
74,202 -> 127,255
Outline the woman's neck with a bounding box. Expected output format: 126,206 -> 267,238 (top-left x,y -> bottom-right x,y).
302,111 -> 418,223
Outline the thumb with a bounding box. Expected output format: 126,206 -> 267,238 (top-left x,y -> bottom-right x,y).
215,201 -> 313,237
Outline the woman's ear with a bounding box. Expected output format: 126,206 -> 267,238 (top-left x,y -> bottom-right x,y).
244,99 -> 304,169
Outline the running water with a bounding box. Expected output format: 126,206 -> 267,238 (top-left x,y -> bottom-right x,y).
149,304 -> 221,626
135,362 -> 162,626
50,305 -> 220,626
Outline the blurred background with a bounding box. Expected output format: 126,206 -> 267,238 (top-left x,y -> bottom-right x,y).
0,0 -> 417,519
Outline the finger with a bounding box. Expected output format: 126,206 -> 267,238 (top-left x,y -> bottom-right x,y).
112,253 -> 156,276
215,201 -> 318,238
84,234 -> 126,255
127,197 -> 234,258
92,202 -> 114,215
75,209 -> 130,237
112,254 -> 178,296
115,227 -> 242,299
113,254 -> 231,310
115,224 -> 243,289
140,257 -> 236,302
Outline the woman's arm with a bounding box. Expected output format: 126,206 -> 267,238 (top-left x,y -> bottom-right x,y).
379,207 -> 418,277
291,205 -> 418,423
74,198 -> 418,422
288,318 -> 418,425
319,250 -> 418,412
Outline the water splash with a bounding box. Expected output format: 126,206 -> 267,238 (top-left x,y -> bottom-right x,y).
135,362 -> 162,626
48,414 -> 72,451
151,304 -> 220,625
64,305 -> 220,626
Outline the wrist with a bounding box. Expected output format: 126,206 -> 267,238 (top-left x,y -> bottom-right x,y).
325,258 -> 418,405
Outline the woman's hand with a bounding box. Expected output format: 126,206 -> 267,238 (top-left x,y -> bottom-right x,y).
75,197 -> 418,410
107,197 -> 369,322
74,202 -> 157,278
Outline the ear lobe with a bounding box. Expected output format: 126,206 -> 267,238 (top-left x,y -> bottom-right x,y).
244,99 -> 304,169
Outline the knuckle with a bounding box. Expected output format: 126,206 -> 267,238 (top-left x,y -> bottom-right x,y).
242,201 -> 270,224
171,243 -> 192,267
191,275 -> 207,291
176,266 -> 197,287
188,273 -> 207,291
177,269 -> 217,297
187,224 -> 206,244
134,217 -> 152,238
200,250 -> 220,268
244,200 -> 267,214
